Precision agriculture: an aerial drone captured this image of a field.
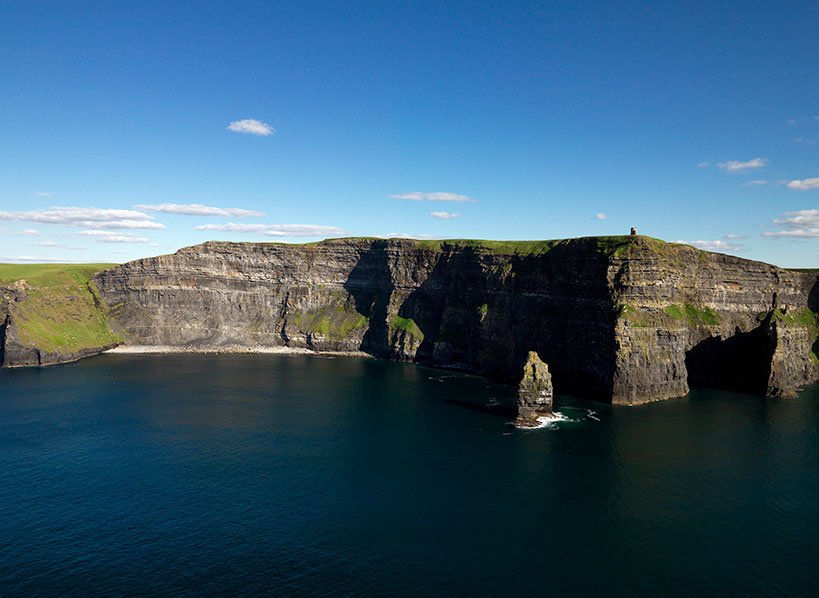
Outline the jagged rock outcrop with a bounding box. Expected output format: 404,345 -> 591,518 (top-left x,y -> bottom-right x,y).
6,235 -> 816,404
516,351 -> 554,426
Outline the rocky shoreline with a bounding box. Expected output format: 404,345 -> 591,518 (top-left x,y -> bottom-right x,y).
104,345 -> 373,358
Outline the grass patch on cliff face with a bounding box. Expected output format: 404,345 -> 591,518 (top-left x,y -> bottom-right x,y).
618,303 -> 657,327
293,305 -> 368,339
663,304 -> 721,327
618,302 -> 722,328
388,315 -> 424,339
0,263 -> 120,353
771,307 -> 819,330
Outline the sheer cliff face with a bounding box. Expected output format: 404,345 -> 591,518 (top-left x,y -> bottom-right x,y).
93,237 -> 819,404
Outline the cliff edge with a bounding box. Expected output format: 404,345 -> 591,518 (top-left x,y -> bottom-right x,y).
89,235 -> 818,404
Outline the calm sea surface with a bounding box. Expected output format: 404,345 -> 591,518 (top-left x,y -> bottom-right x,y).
1,354 -> 818,596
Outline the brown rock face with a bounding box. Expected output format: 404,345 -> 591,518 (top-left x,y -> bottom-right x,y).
516,351 -> 554,426
87,236 -> 818,404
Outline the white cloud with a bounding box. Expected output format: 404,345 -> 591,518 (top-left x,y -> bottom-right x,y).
390,192 -> 476,202
194,223 -> 347,238
595,213 -> 608,220
86,219 -> 166,230
793,137 -> 816,145
742,180 -> 767,186
0,207 -> 165,229
717,158 -> 769,172
697,162 -> 710,168
227,119 -> 275,136
430,211 -> 461,219
785,177 -> 819,191
5,256 -> 77,263
33,191 -> 51,197
676,239 -> 744,252
17,229 -> 40,236
723,233 -> 747,240
763,209 -> 819,238
33,241 -> 86,250
77,230 -> 150,243
135,203 -> 264,217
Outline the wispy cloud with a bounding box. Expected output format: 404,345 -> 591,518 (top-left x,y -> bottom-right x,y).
785,177 -> 819,191
33,191 -> 51,197
33,241 -> 86,250
0,207 -> 165,229
5,256 -> 77,263
793,137 -> 816,145
194,223 -> 347,238
676,239 -> 744,252
717,158 -> 769,172
76,230 -> 150,243
17,229 -> 40,236
742,180 -> 768,187
135,203 -> 264,217
723,233 -> 747,240
227,119 -> 275,136
390,192 -> 476,203
595,212 -> 608,220
697,162 -> 710,168
430,211 -> 460,220
763,209 -> 819,238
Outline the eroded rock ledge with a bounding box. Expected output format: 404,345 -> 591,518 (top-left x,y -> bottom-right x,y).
86,236 -> 818,404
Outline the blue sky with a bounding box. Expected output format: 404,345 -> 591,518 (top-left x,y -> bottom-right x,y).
1,1 -> 817,267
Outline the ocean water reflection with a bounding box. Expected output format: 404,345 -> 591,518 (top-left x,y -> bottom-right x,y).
1,354 -> 818,596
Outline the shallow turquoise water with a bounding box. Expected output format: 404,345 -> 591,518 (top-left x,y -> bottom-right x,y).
1,353 -> 818,596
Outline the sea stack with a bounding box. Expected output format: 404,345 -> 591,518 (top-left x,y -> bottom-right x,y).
516,351 -> 554,426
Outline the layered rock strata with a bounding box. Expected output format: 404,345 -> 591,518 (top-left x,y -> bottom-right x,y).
516,351 -> 554,426
90,236 -> 818,404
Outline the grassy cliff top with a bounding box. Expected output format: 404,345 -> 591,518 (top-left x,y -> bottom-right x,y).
0,263 -> 119,354
0,263 -> 116,286
284,234 -> 662,256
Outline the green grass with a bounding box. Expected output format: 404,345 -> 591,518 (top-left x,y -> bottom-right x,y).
292,305 -> 368,339
410,239 -> 562,255
0,263 -> 115,286
388,315 -> 424,339
0,263 -> 120,353
663,303 -> 721,327
771,307 -> 819,329
618,302 -> 722,328
618,303 -> 662,327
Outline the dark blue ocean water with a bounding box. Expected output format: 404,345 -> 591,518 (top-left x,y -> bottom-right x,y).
1,354 -> 818,596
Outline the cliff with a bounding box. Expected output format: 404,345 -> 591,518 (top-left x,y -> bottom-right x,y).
0,264 -> 120,367
89,236 -> 818,404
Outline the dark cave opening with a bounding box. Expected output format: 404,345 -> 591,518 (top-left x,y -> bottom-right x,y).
684,324 -> 773,395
